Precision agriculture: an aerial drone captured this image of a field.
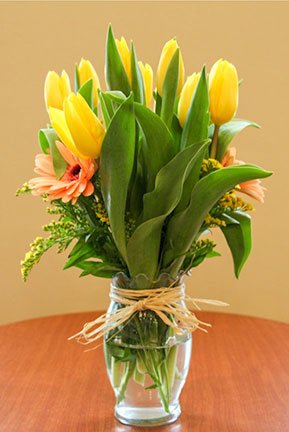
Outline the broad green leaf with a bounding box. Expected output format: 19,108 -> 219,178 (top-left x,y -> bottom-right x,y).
171,114 -> 182,152
38,129 -> 67,179
130,42 -> 145,104
38,129 -> 52,154
174,140 -> 209,213
127,127 -> 145,221
99,94 -> 177,199
128,153 -> 145,220
99,92 -> 113,128
76,260 -> 124,278
161,49 -> 179,128
163,164 -> 272,274
100,95 -> 135,263
105,25 -> 131,96
155,92 -> 162,115
172,68 -> 210,213
221,211 -> 252,278
181,66 -> 209,149
104,90 -> 126,104
63,237 -> 97,269
134,102 -> 176,192
78,78 -> 94,108
208,118 -> 260,161
143,140 -> 210,221
126,142 -> 209,279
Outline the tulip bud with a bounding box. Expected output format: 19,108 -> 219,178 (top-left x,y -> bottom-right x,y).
78,58 -> 100,107
178,72 -> 200,127
44,70 -> 71,110
156,39 -> 184,97
64,93 -> 105,158
209,59 -> 238,126
115,37 -> 131,83
49,93 -> 105,159
48,107 -> 85,159
138,61 -> 153,107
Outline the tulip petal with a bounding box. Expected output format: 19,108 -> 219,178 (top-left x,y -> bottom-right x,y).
49,107 -> 86,159
78,58 -> 100,106
116,37 -> 131,83
156,39 -> 184,97
209,59 -> 238,126
139,61 -> 153,106
64,94 -> 104,158
178,72 -> 200,128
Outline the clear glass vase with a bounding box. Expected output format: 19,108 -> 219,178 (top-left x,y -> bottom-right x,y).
103,273 -> 193,427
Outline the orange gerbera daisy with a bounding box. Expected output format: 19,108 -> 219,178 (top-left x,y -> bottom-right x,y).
222,147 -> 266,203
29,141 -> 96,204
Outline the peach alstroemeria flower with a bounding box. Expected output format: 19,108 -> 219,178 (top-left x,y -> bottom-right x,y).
222,147 -> 266,203
29,141 -> 96,204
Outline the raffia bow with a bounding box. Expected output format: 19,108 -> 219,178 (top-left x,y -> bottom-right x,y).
68,285 -> 228,349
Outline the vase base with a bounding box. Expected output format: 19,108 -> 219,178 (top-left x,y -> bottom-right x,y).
115,403 -> 181,427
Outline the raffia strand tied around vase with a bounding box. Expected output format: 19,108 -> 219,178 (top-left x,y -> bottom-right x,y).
68,285 -> 228,349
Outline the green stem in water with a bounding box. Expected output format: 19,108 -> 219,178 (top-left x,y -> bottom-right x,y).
134,317 -> 170,413
111,357 -> 123,388
133,364 -> 146,386
210,124 -> 220,159
117,360 -> 136,404
167,345 -> 178,391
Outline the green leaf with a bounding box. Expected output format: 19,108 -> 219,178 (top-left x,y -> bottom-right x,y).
175,67 -> 210,213
155,92 -> 162,115
100,94 -> 135,263
130,42 -> 145,104
143,140 -> 210,222
208,118 -> 260,161
63,237 -> 97,270
78,78 -> 94,108
181,66 -> 209,149
163,164 -> 272,274
171,114 -> 182,152
103,90 -> 126,104
99,92 -> 114,128
126,141 -> 209,279
221,211 -> 252,278
105,24 -> 131,96
174,140 -> 209,213
160,49 -> 179,128
127,126 -> 144,221
74,64 -> 80,92
38,129 -> 52,154
207,250 -> 221,258
38,129 -> 67,179
76,260 -> 124,278
134,102 -> 176,192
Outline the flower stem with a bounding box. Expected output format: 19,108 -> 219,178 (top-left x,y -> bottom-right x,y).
210,124 -> 220,159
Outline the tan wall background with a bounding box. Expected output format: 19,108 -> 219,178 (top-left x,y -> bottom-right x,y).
1,1 -> 288,325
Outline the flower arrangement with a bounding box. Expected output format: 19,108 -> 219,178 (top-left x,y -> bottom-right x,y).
18,25 -> 271,425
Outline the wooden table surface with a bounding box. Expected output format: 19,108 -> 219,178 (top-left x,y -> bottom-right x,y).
0,311 -> 289,432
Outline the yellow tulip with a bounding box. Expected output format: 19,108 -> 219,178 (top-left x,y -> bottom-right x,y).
116,37 -> 131,83
178,72 -> 200,128
44,70 -> 71,110
78,58 -> 100,107
49,93 -> 105,159
48,107 -> 85,159
138,61 -> 153,106
209,59 -> 238,126
156,39 -> 185,97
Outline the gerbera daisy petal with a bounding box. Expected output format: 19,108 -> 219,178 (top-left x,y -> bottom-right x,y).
29,145 -> 97,204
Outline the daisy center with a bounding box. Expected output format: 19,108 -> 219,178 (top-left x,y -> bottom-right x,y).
67,164 -> 81,181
